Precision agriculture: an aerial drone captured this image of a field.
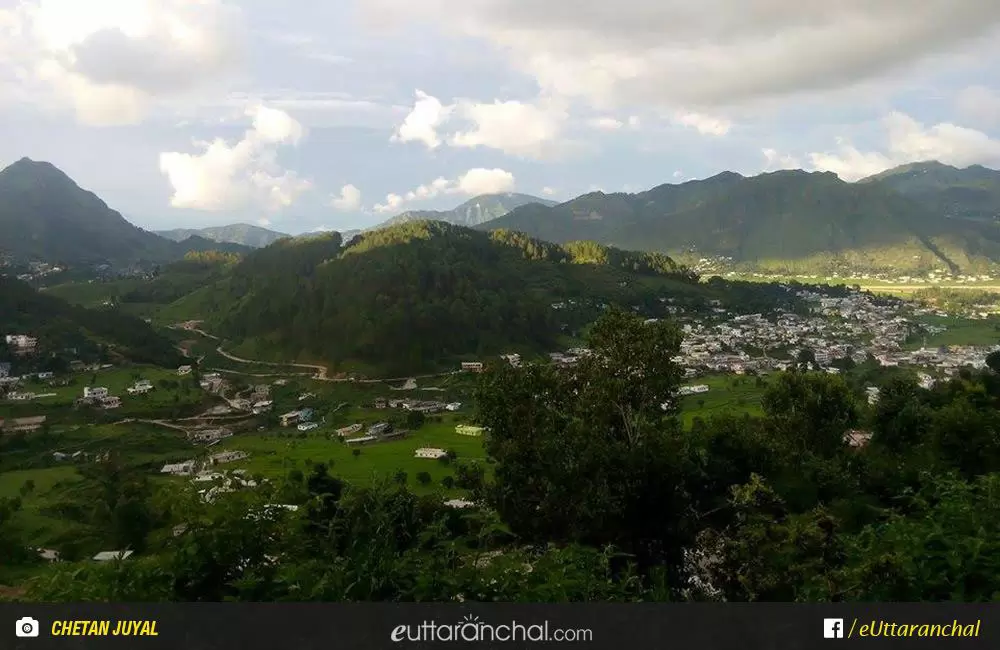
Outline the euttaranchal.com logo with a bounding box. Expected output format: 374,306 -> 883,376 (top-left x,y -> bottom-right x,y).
390,614 -> 593,643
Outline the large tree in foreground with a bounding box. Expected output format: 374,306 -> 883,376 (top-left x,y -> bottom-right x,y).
476,308 -> 691,569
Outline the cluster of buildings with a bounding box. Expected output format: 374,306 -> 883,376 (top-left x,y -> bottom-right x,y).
372,397 -> 461,413
4,334 -> 37,355
344,421 -> 406,446
661,290 -> 994,376
161,450 -> 250,477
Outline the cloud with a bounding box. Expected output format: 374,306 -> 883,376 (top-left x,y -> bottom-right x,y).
330,184 -> 362,211
373,168 -> 516,213
808,112 -> 1000,180
674,112 -> 732,136
541,186 -> 557,196
159,105 -> 311,211
391,90 -> 568,158
762,148 -> 803,170
367,0 -> 1000,110
955,85 -> 1000,128
391,89 -> 452,149
0,0 -> 245,125
588,117 -> 624,131
449,98 -> 568,157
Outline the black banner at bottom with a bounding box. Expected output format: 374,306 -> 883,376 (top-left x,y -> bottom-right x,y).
2,604 -> 994,650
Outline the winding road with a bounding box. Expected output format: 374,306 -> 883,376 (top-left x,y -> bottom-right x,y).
171,321 -> 461,385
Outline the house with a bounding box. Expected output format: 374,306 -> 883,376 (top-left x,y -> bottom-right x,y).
844,429 -> 873,448
5,334 -> 38,353
460,361 -> 484,373
252,384 -> 270,398
0,415 -> 47,433
445,402 -> 462,411
367,422 -> 391,436
36,371 -> 53,380
444,499 -> 476,509
127,384 -> 153,395
298,392 -> 315,401
161,461 -> 197,476
83,386 -> 108,400
252,400 -> 273,414
455,424 -> 485,436
335,423 -> 363,437
0,362 -> 10,378
93,550 -> 133,562
677,385 -> 710,396
189,428 -> 232,444
37,548 -> 60,562
177,365 -> 192,375
345,435 -> 376,445
297,422 -> 318,432
373,397 -> 388,409
414,447 -> 447,459
209,450 -> 249,464
100,396 -> 122,409
299,407 -> 315,421
279,410 -> 303,427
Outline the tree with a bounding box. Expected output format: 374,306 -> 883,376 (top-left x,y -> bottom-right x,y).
441,476 -> 455,489
405,410 -> 425,430
352,449 -> 361,458
416,471 -> 432,486
986,350 -> 1000,374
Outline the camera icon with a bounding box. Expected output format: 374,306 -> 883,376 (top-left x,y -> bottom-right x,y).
16,617 -> 40,638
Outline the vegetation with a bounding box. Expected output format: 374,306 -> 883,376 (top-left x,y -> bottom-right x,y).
155,224 -> 290,249
380,192 -> 557,229
483,164 -> 1000,274
0,277 -> 183,371
4,309 -> 1000,602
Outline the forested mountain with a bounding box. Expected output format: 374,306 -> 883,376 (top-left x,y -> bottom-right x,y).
172,235 -> 253,256
862,161 -> 1000,221
0,276 -> 182,369
156,224 -> 289,248
482,165 -> 1000,273
380,193 -> 557,229
167,221 -> 794,374
0,159 -> 249,267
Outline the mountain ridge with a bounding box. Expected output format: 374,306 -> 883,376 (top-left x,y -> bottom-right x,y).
156,223 -> 290,248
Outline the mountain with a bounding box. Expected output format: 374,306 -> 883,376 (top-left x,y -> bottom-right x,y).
0,158 -> 178,265
862,161 -> 1000,221
481,167 -> 1000,274
164,221 -> 796,375
156,224 -> 289,248
173,235 -> 253,256
0,158 -> 251,267
0,276 -> 182,368
380,193 -> 558,228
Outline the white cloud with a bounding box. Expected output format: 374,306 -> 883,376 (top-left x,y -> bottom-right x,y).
257,218 -> 271,226
808,112 -> 1000,180
391,90 -> 568,158
367,0 -> 1000,110
627,116 -> 641,129
159,105 -> 311,212
373,168 -> 516,213
674,112 -> 732,136
955,85 -> 1000,128
330,184 -> 363,211
589,116 -> 624,131
541,186 -> 557,196
391,89 -> 452,149
0,0 -> 245,125
762,148 -> 803,170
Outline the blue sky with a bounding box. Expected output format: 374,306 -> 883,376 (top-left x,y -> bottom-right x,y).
1,0 -> 999,234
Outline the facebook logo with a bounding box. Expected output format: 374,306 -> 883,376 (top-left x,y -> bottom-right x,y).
824,618 -> 844,639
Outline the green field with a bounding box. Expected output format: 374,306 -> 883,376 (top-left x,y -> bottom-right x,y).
677,374 -> 769,427
906,315 -> 1000,349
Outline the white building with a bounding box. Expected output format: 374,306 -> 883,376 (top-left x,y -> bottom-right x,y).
93,550 -> 133,562
83,386 -> 108,399
414,447 -> 447,459
161,461 -> 197,476
455,424 -> 485,436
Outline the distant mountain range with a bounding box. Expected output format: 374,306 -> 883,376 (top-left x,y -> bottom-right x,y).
156,224 -> 290,248
4,157 -> 1000,275
478,162 -> 1000,274
378,193 -> 558,229
0,158 -> 252,266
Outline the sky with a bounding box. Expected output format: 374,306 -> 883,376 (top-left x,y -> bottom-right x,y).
0,0 -> 999,235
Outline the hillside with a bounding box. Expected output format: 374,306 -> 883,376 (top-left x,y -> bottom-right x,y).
0,159 -> 248,267
482,167 -> 1000,274
173,235 -> 253,256
379,193 -> 557,229
164,221 -> 796,374
0,276 -> 183,369
156,223 -> 289,248
862,161 -> 1000,222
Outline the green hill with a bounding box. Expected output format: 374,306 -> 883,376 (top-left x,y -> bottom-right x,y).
379,193 -> 558,229
0,158 -> 248,267
482,166 -> 1000,274
163,221 -> 797,375
156,223 -> 290,248
0,276 -> 183,369
862,161 -> 1000,222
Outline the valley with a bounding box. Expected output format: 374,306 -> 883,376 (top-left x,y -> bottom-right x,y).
3,158 -> 1000,604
